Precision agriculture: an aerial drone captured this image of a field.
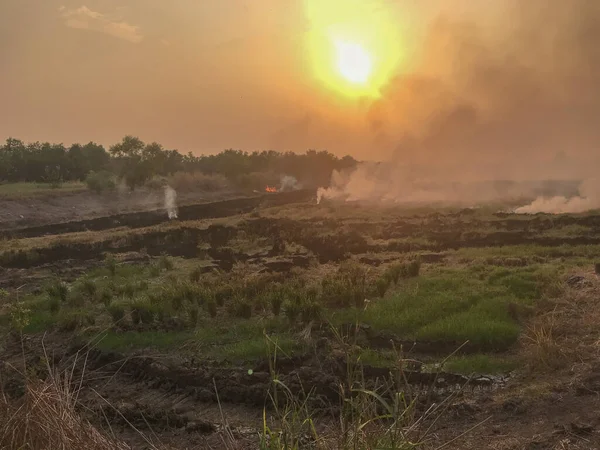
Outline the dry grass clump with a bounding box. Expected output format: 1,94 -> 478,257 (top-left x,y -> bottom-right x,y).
521,270 -> 600,372
0,375 -> 129,450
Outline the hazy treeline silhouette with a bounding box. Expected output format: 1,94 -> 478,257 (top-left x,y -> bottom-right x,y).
0,136 -> 356,190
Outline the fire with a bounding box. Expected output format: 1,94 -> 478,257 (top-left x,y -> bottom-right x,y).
265,186 -> 277,193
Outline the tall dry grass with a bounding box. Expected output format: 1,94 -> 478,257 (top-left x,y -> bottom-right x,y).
0,374 -> 129,450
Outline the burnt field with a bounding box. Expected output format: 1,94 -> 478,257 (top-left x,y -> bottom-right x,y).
2,192 -> 600,449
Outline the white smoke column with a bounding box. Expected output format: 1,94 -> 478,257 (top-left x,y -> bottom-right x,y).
515,178 -> 600,214
164,185 -> 178,219
279,175 -> 301,192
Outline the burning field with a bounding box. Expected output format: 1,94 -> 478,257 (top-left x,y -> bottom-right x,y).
2,188 -> 600,449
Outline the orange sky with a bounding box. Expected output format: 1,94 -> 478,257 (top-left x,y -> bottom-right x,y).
1,0 -> 599,176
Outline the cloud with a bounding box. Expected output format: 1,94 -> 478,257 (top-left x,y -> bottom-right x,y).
59,5 -> 143,43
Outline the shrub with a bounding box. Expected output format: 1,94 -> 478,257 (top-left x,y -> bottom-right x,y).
231,298 -> 252,319
187,306 -> 199,326
385,260 -> 421,283
269,291 -> 284,317
46,280 -> 68,303
406,259 -> 421,277
149,263 -> 161,277
284,299 -> 301,324
130,299 -> 155,325
85,170 -> 116,194
206,299 -> 218,318
145,175 -> 167,191
169,171 -> 229,193
197,287 -> 214,307
117,283 -> 137,299
375,277 -> 390,298
67,291 -> 86,308
105,255 -> 117,276
300,299 -> 321,324
384,263 -> 405,284
48,296 -> 61,314
321,276 -> 351,308
170,289 -> 185,312
95,289 -> 113,307
107,303 -> 126,324
158,255 -> 174,271
81,279 -> 97,297
215,284 -> 233,307
189,266 -> 203,283
57,311 -> 94,332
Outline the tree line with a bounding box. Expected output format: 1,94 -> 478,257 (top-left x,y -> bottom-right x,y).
0,136 -> 357,190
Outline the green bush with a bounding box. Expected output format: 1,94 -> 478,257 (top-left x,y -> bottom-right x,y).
187,306 -> 199,326
269,291 -> 284,317
57,310 -> 94,332
46,279 -> 68,303
149,263 -> 161,277
67,291 -> 86,307
96,289 -> 113,306
206,299 -> 218,318
130,299 -> 155,325
81,279 -> 97,297
231,298 -> 252,319
107,303 -> 126,324
105,255 -> 117,276
85,170 -> 116,194
284,299 -> 301,324
48,296 -> 61,314
215,284 -> 233,307
300,298 -> 321,324
158,255 -> 174,271
384,260 -> 421,284
375,277 -> 390,297
170,290 -> 185,311
189,266 -> 203,283
406,259 -> 421,277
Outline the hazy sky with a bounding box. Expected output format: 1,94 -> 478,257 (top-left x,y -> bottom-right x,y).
2,0 -> 599,174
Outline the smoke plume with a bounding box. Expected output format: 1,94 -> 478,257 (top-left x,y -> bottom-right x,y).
515,179 -> 600,214
279,175 -> 301,192
320,0 -> 600,212
164,185 -> 178,219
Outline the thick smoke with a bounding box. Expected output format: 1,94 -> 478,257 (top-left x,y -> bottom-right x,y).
320,1 -> 600,212
164,185 -> 178,219
515,179 -> 600,214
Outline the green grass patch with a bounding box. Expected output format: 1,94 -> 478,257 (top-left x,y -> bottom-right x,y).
443,354 -> 518,375
358,349 -> 397,367
95,330 -> 195,351
209,335 -> 300,362
0,182 -> 85,198
454,244 -> 600,260
330,264 -> 559,351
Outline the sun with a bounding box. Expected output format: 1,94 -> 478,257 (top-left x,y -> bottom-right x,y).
334,40 -> 373,85
303,0 -> 403,98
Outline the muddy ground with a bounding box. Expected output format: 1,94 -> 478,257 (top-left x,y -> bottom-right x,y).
0,186 -> 244,231
2,192 -> 600,449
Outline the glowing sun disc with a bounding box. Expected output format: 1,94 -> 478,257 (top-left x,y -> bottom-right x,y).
334,40 -> 373,84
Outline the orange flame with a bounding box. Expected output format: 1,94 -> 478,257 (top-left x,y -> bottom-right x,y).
265,186 -> 277,193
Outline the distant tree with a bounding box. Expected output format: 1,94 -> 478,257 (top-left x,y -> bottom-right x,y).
110,136 -> 149,190
0,135 -> 358,188
67,142 -> 109,180
109,135 -> 145,158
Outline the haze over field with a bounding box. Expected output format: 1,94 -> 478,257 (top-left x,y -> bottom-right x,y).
2,1 -> 600,211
